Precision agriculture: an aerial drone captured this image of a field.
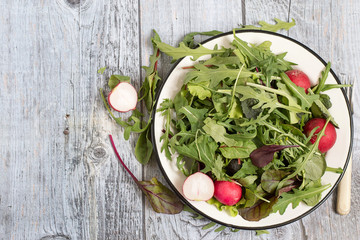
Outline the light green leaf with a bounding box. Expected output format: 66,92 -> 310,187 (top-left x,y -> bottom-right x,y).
242,18 -> 296,32
187,83 -> 212,100
153,40 -> 227,61
203,118 -> 238,146
97,66 -> 106,74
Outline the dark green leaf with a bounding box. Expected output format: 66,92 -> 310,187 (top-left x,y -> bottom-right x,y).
108,75 -> 131,90
135,128 -> 153,165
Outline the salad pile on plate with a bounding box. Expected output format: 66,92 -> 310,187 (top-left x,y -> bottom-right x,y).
156,30 -> 344,221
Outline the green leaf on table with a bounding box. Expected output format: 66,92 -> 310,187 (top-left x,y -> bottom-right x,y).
134,128 -> 153,165
140,30 -> 162,111
272,184 -> 330,214
153,39 -> 227,62
182,30 -> 223,48
139,177 -> 184,214
256,230 -> 270,236
108,75 -> 131,90
97,66 -> 106,74
241,18 -> 296,32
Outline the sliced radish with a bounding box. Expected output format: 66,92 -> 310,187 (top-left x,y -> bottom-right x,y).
108,82 -> 138,112
182,172 -> 215,201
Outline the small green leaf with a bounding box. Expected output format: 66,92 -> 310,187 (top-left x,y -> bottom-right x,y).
256,230 -> 270,236
98,66 -> 106,74
108,75 -> 131,90
242,18 -> 296,32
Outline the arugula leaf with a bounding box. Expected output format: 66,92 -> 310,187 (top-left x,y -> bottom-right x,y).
272,184 -> 330,215
256,230 -> 270,236
158,99 -> 174,160
178,105 -> 208,132
182,30 -> 223,48
242,18 -> 296,32
153,40 -> 227,62
184,64 -> 255,89
308,88 -> 338,128
314,62 -> 331,94
202,118 -> 238,146
187,83 -> 212,100
98,66 -> 106,74
280,72 -> 319,109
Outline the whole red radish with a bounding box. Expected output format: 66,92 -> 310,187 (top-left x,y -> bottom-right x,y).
182,172 -> 215,201
304,118 -> 337,153
214,181 -> 242,206
108,82 -> 138,112
285,69 -> 311,93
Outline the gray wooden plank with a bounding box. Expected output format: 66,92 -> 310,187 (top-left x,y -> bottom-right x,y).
0,0 -> 143,239
0,0 -> 82,239
79,0 -> 143,239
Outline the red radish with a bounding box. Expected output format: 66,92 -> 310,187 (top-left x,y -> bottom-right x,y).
303,118 -> 337,153
214,181 -> 242,206
108,82 -> 138,112
285,69 -> 311,93
182,172 -> 215,201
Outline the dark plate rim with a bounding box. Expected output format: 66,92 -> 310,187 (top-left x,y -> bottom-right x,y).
150,29 -> 353,230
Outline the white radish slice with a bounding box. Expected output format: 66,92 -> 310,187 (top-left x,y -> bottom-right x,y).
108,82 -> 138,112
182,172 -> 215,201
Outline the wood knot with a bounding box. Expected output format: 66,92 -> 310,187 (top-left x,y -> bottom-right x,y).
66,0 -> 80,6
40,235 -> 70,240
88,143 -> 109,163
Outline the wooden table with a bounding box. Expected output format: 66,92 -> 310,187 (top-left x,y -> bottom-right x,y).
0,0 -> 359,239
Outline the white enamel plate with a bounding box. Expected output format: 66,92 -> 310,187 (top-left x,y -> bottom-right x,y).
151,30 -> 353,229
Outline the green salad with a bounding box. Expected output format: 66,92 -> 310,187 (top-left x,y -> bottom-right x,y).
156,30 -> 344,221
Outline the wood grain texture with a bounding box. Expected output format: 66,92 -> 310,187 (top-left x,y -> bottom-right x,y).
0,0 -> 359,239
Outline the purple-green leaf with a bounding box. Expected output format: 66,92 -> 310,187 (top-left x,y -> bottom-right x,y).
109,135 -> 183,214
250,145 -> 299,168
239,197 -> 278,221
